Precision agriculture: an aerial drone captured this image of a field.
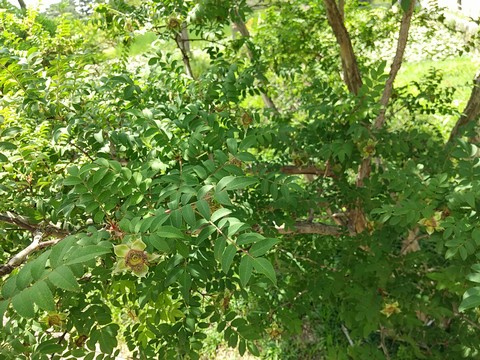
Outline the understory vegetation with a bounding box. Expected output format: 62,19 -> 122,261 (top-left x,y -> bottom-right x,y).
1,0 -> 480,359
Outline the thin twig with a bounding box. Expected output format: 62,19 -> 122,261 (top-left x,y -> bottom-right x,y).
341,323 -> 354,346
69,141 -> 94,161
174,26 -> 195,79
380,326 -> 391,360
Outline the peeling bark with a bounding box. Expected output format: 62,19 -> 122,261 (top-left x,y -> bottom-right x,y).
323,0 -> 362,94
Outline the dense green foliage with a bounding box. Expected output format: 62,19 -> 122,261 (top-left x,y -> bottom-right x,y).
0,0 -> 479,358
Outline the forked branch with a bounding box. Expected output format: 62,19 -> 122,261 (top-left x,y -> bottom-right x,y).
0,212 -> 68,276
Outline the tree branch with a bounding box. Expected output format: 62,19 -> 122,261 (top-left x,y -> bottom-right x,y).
323,0 -> 362,95
280,165 -> 335,177
0,236 -> 64,276
0,212 -> 69,276
357,1 -> 416,187
232,9 -> 278,112
174,25 -> 194,79
448,71 -> 480,144
17,0 -> 26,11
374,0 -> 417,129
0,211 -> 36,232
275,221 -> 343,236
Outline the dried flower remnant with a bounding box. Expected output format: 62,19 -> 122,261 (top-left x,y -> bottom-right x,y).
43,312 -> 67,328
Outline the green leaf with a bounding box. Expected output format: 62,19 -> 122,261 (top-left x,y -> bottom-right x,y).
214,190 -> 232,206
65,245 -> 111,266
214,237 -> 227,263
16,261 -> 34,290
467,273 -> 480,283
36,340 -> 65,354
225,176 -> 257,190
195,225 -> 216,246
12,288 -> 35,318
237,233 -> 265,246
252,257 -> 277,285
235,152 -> 256,162
221,244 -> 237,273
1,276 -> 18,299
132,172 -> 142,186
249,238 -> 279,257
400,0 -> 412,12
239,255 -> 253,287
227,221 -> 247,237
239,339 -> 246,356
182,204 -> 196,227
0,141 -> 17,150
459,294 -> 480,312
227,138 -> 237,154
31,281 -> 55,311
473,228 -> 480,246
179,271 -> 192,300
63,176 -> 83,186
31,250 -> 51,280
47,265 -> 80,292
165,267 -> 184,286
0,300 -> 9,327
247,342 -> 260,356
216,176 -> 235,192
50,236 -> 77,268
139,216 -> 156,233
157,226 -> 185,239
149,234 -> 173,253
196,199 -> 211,220
211,208 -> 232,223
92,166 -> 109,185
96,324 -> 119,354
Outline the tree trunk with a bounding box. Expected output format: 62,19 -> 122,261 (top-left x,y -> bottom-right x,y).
18,0 -> 27,10
323,0 -> 362,94
448,72 -> 480,143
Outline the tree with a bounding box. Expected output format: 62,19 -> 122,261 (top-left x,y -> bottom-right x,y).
1,0 -> 480,358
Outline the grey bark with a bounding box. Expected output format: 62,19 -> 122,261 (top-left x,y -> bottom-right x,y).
448,72 -> 480,143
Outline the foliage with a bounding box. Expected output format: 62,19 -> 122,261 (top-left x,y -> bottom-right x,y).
0,1 -> 480,359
